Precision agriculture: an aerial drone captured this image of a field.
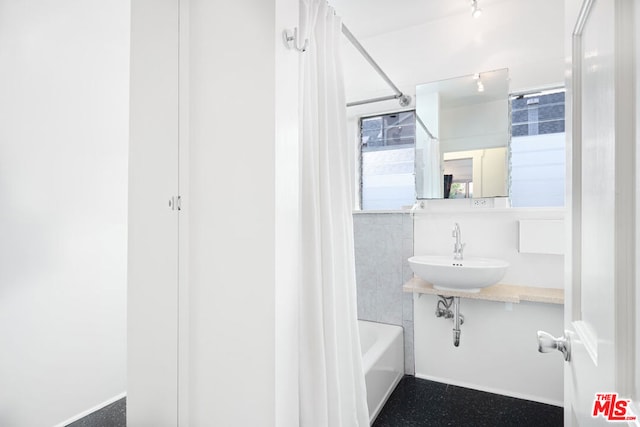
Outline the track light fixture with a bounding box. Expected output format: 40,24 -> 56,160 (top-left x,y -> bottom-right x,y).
471,0 -> 482,18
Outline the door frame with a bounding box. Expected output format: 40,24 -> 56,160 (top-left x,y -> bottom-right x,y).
566,0 -> 637,422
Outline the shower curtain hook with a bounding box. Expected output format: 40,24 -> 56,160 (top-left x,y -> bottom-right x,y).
283,27 -> 309,52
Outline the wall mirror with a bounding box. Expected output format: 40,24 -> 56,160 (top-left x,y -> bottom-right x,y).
415,68 -> 510,199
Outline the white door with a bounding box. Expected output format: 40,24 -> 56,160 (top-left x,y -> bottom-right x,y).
128,0 -> 181,425
541,0 -> 638,425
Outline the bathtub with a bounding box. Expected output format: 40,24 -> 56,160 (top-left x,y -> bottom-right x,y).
358,320 -> 404,424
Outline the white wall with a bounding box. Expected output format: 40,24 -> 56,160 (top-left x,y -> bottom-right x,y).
413,208 -> 565,289
414,294 -> 563,404
340,0 -> 566,405
343,0 -> 565,210
440,99 -> 509,152
187,0 -> 298,425
635,0 -> 640,405
342,0 -> 565,111
188,0 -> 276,421
0,1 -> 129,426
274,0 -> 301,425
412,206 -> 564,404
343,0 -> 564,162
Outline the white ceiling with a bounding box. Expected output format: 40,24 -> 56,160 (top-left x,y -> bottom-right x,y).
329,0 -> 565,109
329,0 -> 503,38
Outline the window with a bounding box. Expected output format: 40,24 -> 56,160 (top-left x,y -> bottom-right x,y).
509,89 -> 565,207
360,111 -> 416,210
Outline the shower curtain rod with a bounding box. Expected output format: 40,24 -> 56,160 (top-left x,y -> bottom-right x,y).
416,114 -> 436,140
342,25 -> 411,108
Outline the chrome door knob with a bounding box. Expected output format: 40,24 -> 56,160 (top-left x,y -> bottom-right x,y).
537,330 -> 571,362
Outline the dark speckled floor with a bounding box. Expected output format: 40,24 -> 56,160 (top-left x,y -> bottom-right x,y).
69,378 -> 562,427
373,376 -> 563,427
67,398 -> 126,427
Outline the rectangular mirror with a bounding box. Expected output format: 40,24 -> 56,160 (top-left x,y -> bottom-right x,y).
415,68 -> 510,199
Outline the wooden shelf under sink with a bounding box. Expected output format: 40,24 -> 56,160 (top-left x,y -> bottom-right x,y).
403,276 -> 564,304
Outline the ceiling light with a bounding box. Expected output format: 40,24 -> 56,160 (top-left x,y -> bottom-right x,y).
471,0 -> 482,18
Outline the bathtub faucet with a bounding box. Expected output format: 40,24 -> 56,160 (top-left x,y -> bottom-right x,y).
452,222 -> 465,260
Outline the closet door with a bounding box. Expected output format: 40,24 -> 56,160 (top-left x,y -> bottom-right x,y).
128,0 -> 180,425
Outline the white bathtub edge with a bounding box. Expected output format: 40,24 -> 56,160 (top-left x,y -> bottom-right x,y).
358,320 -> 405,425
369,370 -> 403,425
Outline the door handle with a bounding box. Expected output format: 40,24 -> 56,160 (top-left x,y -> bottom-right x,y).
169,196 -> 181,211
537,330 -> 571,362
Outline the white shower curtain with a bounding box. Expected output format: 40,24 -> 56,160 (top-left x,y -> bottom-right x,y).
298,1 -> 370,426
424,135 -> 442,199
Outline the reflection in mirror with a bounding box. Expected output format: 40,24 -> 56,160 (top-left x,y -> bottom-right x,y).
415,68 -> 510,199
360,111 -> 416,210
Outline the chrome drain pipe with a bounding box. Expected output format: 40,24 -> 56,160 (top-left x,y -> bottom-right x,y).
452,297 -> 461,347
436,295 -> 464,346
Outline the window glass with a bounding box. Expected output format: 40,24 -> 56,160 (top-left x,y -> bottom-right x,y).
510,89 -> 565,207
360,111 -> 416,210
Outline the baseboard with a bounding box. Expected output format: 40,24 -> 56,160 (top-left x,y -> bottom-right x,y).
53,391 -> 127,427
414,373 -> 563,408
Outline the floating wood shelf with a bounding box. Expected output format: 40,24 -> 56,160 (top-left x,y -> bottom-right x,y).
403,276 -> 564,305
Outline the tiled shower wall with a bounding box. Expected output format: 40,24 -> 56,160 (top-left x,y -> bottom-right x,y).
353,212 -> 414,374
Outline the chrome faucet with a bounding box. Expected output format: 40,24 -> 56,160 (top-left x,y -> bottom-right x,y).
452,222 -> 465,260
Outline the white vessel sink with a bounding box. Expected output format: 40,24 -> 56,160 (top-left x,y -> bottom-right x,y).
408,255 -> 509,293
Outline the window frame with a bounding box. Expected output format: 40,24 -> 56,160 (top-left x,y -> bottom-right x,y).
509,86 -> 566,208
358,109 -> 417,210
